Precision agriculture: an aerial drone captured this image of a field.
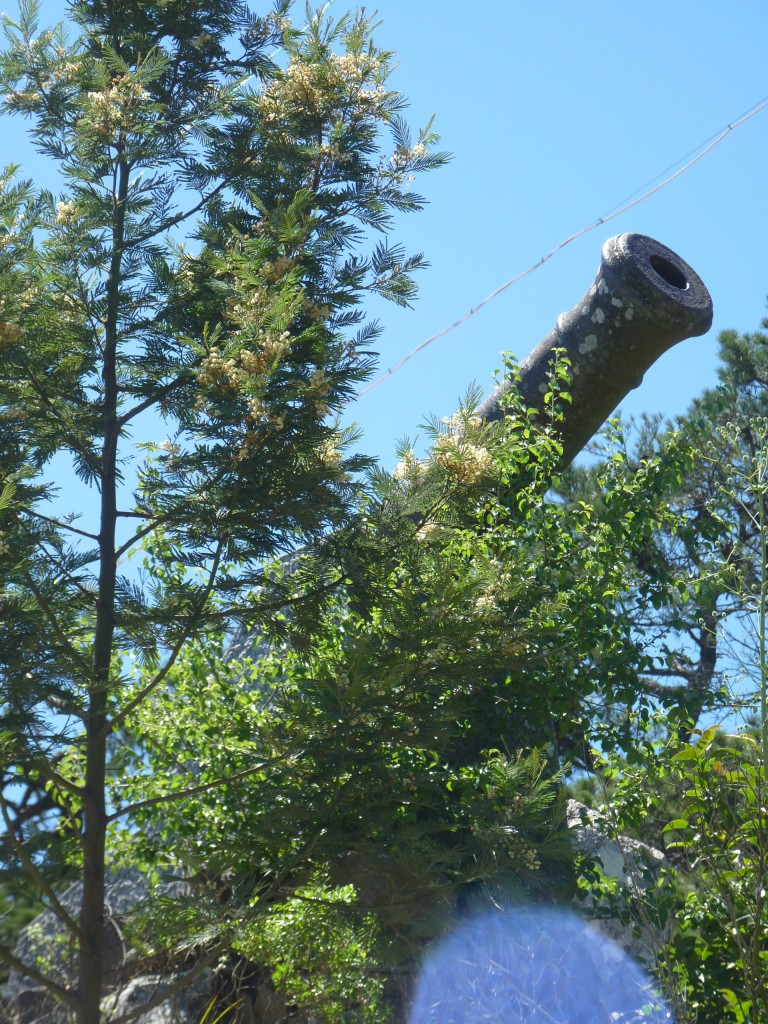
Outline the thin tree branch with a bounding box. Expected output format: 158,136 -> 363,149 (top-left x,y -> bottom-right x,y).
116,374 -> 189,430
114,515 -> 171,561
642,664 -> 696,680
637,676 -> 691,701
25,509 -> 100,542
107,759 -> 276,822
0,788 -> 82,943
0,942 -> 78,1008
104,537 -> 226,738
128,179 -> 229,249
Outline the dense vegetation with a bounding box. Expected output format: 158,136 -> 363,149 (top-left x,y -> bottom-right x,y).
0,1 -> 766,1022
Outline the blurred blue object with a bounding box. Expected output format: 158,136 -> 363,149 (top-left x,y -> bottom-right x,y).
408,906 -> 672,1024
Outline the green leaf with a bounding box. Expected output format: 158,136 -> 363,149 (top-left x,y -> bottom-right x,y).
0,479 -> 15,511
662,818 -> 689,831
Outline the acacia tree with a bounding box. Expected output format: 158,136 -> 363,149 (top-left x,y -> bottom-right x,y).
0,1 -> 447,1020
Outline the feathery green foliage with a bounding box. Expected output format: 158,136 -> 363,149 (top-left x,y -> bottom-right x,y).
0,1 -> 447,1019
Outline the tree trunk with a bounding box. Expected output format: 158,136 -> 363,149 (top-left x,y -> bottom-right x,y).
77,157 -> 130,1024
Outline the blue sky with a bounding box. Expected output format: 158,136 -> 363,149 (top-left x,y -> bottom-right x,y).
5,0 -> 768,474
345,0 -> 768,463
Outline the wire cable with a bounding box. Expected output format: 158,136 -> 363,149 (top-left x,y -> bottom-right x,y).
356,95 -> 768,402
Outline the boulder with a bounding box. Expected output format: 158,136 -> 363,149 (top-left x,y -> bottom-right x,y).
3,869 -> 148,1024
567,799 -> 670,966
1,870 -> 206,1024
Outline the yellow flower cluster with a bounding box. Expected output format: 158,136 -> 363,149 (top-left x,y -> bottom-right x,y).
263,58 -> 324,117
267,11 -> 290,33
245,396 -> 266,422
58,60 -> 82,79
256,48 -> 388,126
432,431 -> 496,485
391,142 -> 427,168
225,287 -> 268,324
240,330 -> 292,374
393,448 -> 427,486
474,589 -> 497,616
415,522 -> 441,543
474,576 -> 511,619
307,366 -> 333,418
318,438 -> 351,482
85,76 -> 151,141
330,51 -> 387,102
260,256 -> 295,283
329,51 -> 380,80
441,412 -> 482,431
6,89 -> 41,105
197,348 -> 242,394
55,200 -> 77,225
302,297 -> 332,322
243,396 -> 285,430
17,286 -> 38,311
198,332 -> 292,394
518,846 -> 542,871
0,321 -> 21,350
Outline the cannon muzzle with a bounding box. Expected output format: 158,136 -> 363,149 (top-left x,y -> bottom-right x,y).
475,233 -> 713,467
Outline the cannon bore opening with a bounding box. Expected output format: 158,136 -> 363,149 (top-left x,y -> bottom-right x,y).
650,252 -> 689,290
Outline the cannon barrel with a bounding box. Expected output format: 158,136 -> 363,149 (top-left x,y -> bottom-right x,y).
475,233 -> 713,467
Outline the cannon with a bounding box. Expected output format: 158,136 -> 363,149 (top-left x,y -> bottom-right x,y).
475,233 -> 713,467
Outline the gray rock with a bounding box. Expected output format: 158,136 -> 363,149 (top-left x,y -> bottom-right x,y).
102,970 -> 213,1024
567,799 -> 670,966
2,871 -> 206,1024
4,869 -> 149,1024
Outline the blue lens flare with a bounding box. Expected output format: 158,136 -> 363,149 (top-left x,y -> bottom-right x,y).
408,907 -> 672,1023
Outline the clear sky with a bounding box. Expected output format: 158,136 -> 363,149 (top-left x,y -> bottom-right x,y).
344,0 -> 768,463
5,0 -> 768,474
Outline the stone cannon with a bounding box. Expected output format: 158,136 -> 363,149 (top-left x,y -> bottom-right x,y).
476,233 -> 713,467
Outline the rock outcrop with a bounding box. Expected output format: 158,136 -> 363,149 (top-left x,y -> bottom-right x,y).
2,871 -> 211,1024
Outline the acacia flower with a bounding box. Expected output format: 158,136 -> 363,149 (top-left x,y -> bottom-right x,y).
432,432 -> 496,485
